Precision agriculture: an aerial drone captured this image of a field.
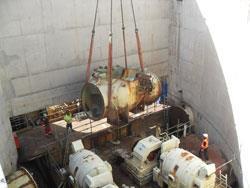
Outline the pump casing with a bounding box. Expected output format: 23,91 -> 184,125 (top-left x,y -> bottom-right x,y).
81,66 -> 161,121
69,140 -> 117,188
153,147 -> 216,188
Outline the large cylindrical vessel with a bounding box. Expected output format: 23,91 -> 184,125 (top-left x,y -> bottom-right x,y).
160,148 -> 216,188
69,149 -> 114,188
81,66 -> 161,120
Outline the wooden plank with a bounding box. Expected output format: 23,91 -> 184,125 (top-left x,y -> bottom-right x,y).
52,118 -> 111,134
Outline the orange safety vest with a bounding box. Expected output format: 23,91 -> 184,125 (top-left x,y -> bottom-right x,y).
200,138 -> 208,150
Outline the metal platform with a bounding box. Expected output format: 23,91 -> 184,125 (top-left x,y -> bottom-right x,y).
129,104 -> 167,121
18,103 -> 165,162
18,118 -> 112,162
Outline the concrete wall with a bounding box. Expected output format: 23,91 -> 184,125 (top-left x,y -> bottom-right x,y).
0,0 -> 170,116
0,68 -> 17,175
167,0 -> 250,187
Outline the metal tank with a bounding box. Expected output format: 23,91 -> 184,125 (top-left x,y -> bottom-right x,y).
81,65 -> 161,120
154,148 -> 216,188
7,167 -> 38,188
69,140 -> 117,188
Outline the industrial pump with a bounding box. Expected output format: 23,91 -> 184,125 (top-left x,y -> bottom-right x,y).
81,65 -> 161,121
69,140 -> 118,188
123,135 -> 216,188
153,137 -> 216,188
124,135 -> 162,185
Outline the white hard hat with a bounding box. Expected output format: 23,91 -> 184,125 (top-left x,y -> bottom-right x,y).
203,133 -> 208,138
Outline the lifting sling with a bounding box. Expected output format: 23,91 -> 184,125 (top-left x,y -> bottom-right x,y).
85,0 -> 99,83
107,0 -> 113,111
120,0 -> 128,69
84,0 -> 146,114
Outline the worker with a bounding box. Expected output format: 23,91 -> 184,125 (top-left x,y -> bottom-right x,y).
64,110 -> 73,132
43,117 -> 52,136
199,133 -> 209,161
40,113 -> 52,136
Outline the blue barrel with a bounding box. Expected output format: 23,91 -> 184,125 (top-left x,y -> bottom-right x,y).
160,80 -> 168,102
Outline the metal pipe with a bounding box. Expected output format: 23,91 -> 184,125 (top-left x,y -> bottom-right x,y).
216,158 -> 235,171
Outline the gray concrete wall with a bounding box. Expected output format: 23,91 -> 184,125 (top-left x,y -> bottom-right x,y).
0,68 -> 17,175
167,0 -> 243,186
0,0 -> 170,116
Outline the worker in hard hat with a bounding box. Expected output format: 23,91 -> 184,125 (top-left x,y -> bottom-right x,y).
42,115 -> 52,136
199,133 -> 209,161
64,110 -> 73,132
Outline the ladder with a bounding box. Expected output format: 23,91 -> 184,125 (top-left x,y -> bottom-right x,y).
216,170 -> 228,188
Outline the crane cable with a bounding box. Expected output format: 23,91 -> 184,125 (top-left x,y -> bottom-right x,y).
131,0 -> 144,72
131,0 -> 138,30
85,0 -> 99,83
120,0 -> 128,69
107,0 -> 113,112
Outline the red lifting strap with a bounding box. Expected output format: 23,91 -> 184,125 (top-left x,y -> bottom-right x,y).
120,0 -> 128,69
107,0 -> 113,112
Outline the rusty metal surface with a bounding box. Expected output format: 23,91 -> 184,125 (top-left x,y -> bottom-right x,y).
81,66 -> 162,120
180,151 -> 189,157
18,118 -> 112,162
18,126 -> 57,162
171,165 -> 179,177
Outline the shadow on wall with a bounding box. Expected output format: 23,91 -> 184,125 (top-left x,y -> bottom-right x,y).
167,0 -> 242,186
